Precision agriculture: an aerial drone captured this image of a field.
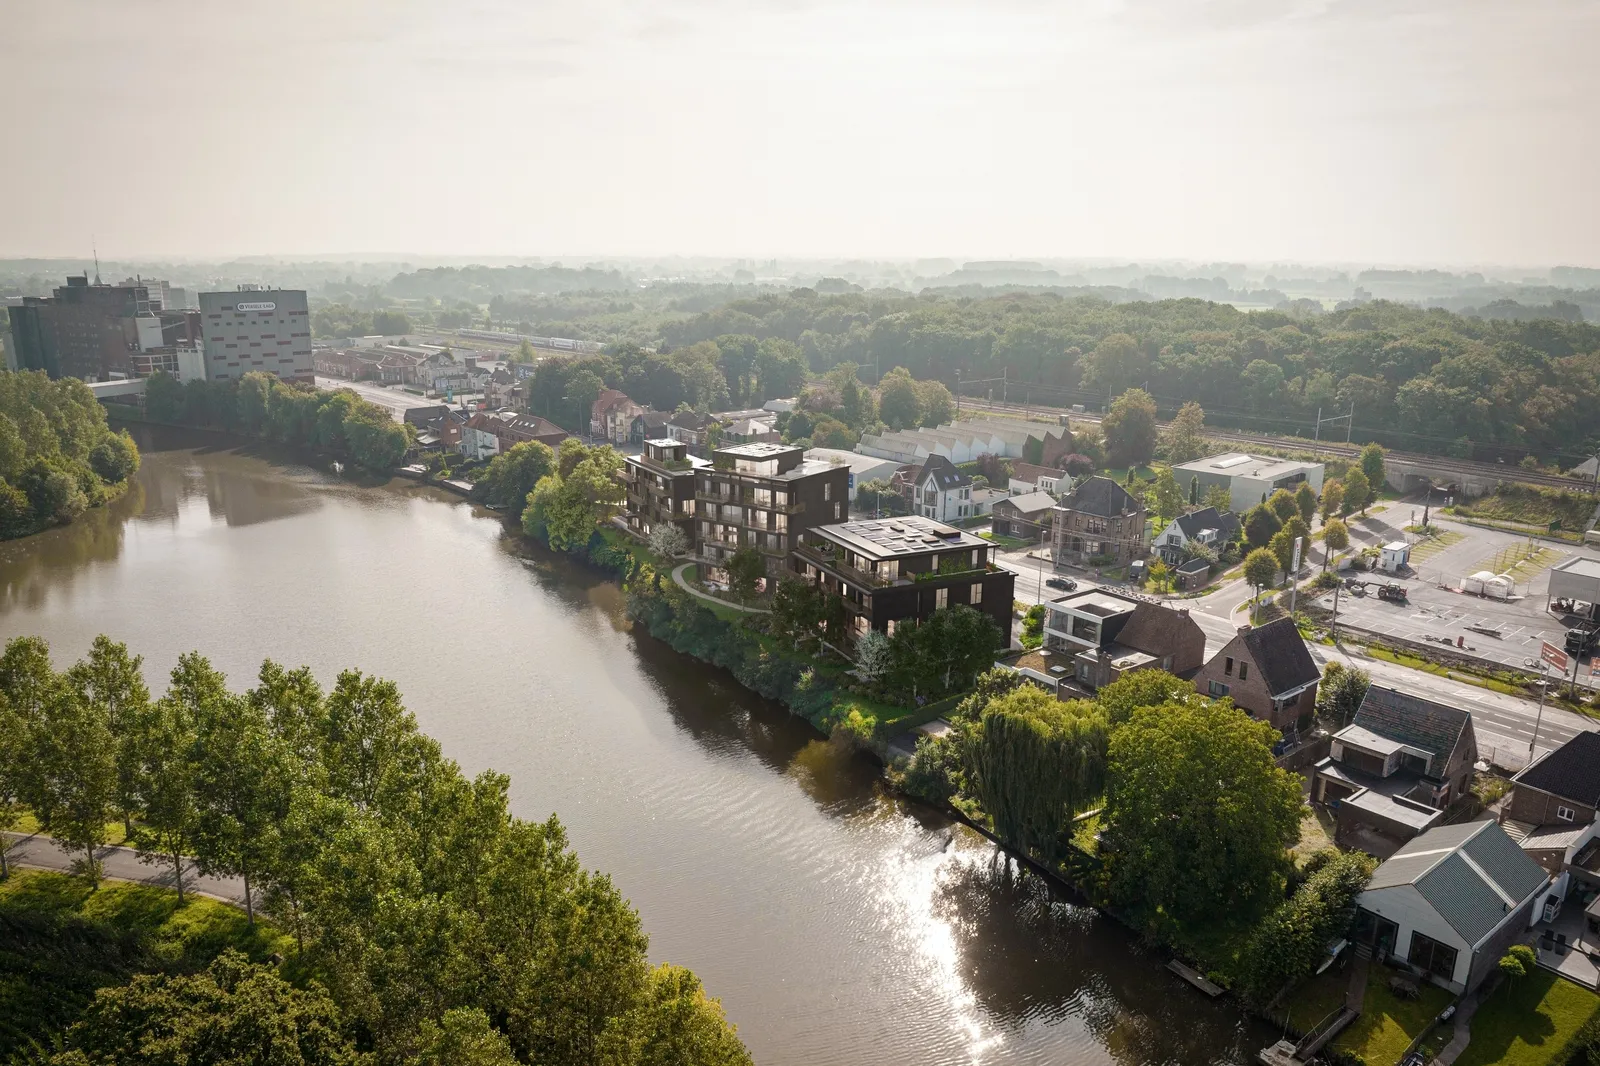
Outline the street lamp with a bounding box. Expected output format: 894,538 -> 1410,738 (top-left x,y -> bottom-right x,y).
1530,662 -> 1550,757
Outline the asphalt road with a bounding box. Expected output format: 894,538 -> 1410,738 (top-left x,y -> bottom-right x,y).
315,376 -> 466,422
2,832 -> 247,906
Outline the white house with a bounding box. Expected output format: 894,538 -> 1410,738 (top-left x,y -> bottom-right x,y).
1007,462 -> 1071,497
1172,451 -> 1326,514
912,455 -> 974,521
1355,821 -> 1548,993
1152,506 -> 1242,565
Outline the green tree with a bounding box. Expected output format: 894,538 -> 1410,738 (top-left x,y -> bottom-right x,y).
88,431 -> 140,484
1147,557 -> 1170,592
1244,547 -> 1280,613
887,605 -> 1002,699
191,693 -> 293,923
1243,503 -> 1282,550
1315,662 -> 1369,728
415,1008 -> 519,1066
475,440 -> 555,519
130,654 -> 216,902
1343,467 -> 1372,515
52,949 -> 361,1066
343,404 -> 408,472
1189,475 -> 1199,507
1151,467 -> 1184,524
601,964 -> 754,1066
524,444 -> 625,552
962,686 -> 1108,863
1204,483 -> 1233,513
1236,851 -> 1376,1003
1102,388 -> 1158,468
1294,481 -> 1317,524
855,629 -> 891,683
1079,333 -> 1149,396
1268,488 -> 1298,523
1319,479 -> 1345,522
564,368 -> 606,430
1268,529 -> 1296,576
1102,697 -> 1302,930
768,577 -> 827,652
1163,401 -> 1207,464
1320,517 -> 1349,570
20,661 -> 116,882
373,309 -> 411,335
876,367 -> 921,429
66,636 -> 152,839
1359,443 -> 1386,497
915,379 -> 954,428
725,546 -> 766,604
1095,669 -> 1194,726
647,523 -> 689,559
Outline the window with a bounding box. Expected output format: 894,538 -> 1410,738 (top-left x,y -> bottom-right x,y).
1209,681 -> 1230,697
1239,662 -> 1249,681
834,502 -> 841,519
1406,931 -> 1459,982
1558,805 -> 1577,822
970,582 -> 983,604
824,483 -> 832,501
935,588 -> 948,608
1225,656 -> 1234,676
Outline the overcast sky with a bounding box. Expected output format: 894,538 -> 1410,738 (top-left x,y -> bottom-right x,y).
3,0 -> 1596,266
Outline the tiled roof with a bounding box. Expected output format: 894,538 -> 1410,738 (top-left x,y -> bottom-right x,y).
1366,821 -> 1548,944
1010,462 -> 1065,484
1172,506 -> 1240,542
1116,603 -> 1203,657
993,491 -> 1057,516
1240,618 -> 1320,694
1057,476 -> 1141,518
1353,686 -> 1472,765
919,454 -> 971,491
1514,731 -> 1600,808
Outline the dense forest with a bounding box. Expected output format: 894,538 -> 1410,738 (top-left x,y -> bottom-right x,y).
0,373 -> 140,541
0,636 -> 751,1066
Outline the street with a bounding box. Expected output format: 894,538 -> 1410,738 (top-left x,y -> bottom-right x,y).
2,832 -> 247,907
990,530 -> 1593,772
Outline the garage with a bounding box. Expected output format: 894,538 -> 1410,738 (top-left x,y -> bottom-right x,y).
1550,556 -> 1600,619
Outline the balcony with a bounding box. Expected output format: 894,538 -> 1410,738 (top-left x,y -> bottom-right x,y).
695,490 -> 804,514
794,543 -> 898,588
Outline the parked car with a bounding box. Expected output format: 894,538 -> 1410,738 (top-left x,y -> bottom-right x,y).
1046,577 -> 1077,592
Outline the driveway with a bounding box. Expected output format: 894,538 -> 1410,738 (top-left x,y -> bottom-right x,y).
3,832 -> 247,907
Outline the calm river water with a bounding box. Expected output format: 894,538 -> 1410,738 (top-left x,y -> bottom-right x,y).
0,427 -> 1272,1066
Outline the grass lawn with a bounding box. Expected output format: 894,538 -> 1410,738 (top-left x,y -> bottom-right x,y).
1457,970 -> 1600,1066
979,531 -> 1030,550
1290,965 -> 1453,1065
1407,529 -> 1465,564
0,869 -> 291,1060
1471,543 -> 1561,581
1452,484 -> 1599,533
1293,805 -> 1335,863
13,811 -> 129,847
677,563 -> 764,623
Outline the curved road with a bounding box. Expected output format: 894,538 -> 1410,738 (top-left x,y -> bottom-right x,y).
3,832 -> 246,907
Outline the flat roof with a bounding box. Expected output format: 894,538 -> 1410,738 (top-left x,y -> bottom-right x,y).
1553,557 -> 1600,581
1343,788 -> 1443,831
1048,587 -> 1139,617
716,442 -> 799,459
812,515 -> 988,561
1173,451 -> 1322,479
1336,724 -> 1406,758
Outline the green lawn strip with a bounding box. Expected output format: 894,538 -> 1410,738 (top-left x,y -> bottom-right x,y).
978,532 -> 1030,550
1456,969 -> 1600,1066
0,870 -> 292,1059
13,812 -> 129,847
1406,529 -> 1464,564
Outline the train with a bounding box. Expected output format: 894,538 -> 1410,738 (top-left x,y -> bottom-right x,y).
454,329 -> 601,354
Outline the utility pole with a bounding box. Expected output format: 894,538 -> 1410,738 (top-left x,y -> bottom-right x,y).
1329,579 -> 1342,643
955,369 -> 960,420
1530,665 -> 1549,757
1289,537 -> 1304,618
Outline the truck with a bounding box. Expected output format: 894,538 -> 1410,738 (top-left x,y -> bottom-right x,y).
1566,621 -> 1600,656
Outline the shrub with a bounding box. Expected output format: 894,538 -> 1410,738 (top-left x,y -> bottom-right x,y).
899,732 -> 963,804
1236,851 -> 1377,1004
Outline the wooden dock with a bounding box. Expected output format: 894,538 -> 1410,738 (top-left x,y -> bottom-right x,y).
1167,959 -> 1224,997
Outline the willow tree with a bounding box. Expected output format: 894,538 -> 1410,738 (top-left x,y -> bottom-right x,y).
962,686 -> 1109,864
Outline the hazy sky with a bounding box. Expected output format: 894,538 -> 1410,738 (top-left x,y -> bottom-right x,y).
4,0 -> 1597,265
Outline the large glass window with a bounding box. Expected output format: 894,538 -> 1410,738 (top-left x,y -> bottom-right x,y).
1406,931 -> 1459,982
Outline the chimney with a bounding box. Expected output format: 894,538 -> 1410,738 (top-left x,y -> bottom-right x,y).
1176,607 -> 1189,616
1237,623 -> 1253,634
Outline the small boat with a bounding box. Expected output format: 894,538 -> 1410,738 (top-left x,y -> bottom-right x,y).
331,461 -> 345,476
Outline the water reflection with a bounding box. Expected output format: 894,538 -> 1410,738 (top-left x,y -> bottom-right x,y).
0,428 -> 1273,1066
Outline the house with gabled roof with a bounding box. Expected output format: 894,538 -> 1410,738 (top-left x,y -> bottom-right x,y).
1355,821 -> 1548,993
1192,618 -> 1320,733
991,490 -> 1058,541
911,455 -> 974,522
1050,475 -> 1148,567
1313,686 -> 1478,857
1499,731 -> 1600,893
1153,506 -> 1241,565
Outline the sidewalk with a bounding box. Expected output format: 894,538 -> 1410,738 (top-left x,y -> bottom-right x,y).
670,563 -> 771,614
3,832 -> 246,907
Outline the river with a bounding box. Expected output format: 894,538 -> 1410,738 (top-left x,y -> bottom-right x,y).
0,427 -> 1272,1066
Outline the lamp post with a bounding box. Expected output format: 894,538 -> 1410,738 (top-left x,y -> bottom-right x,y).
1530,663 -> 1549,757
1037,528 -> 1050,601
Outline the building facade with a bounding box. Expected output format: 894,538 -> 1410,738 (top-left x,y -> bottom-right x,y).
6,275 -> 151,380
622,439 -> 706,544
911,455 -> 975,522
792,516 -> 1015,642
1192,618 -> 1321,733
695,442 -> 850,575
1173,451 -> 1326,514
199,288 -> 313,383
1051,476 -> 1148,567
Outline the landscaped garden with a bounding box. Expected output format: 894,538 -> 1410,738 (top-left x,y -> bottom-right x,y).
1456,969 -> 1600,1066
1287,964 -> 1454,1066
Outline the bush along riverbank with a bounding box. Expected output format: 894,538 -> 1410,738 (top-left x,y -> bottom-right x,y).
892,667 -> 1377,1019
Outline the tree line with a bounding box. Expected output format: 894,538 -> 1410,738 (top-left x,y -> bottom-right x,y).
144,371 -> 411,473
0,635 -> 751,1066
0,371 -> 140,541
655,289 -> 1600,464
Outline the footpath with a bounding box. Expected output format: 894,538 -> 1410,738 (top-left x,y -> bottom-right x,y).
670,562 -> 771,614
2,831 -> 246,907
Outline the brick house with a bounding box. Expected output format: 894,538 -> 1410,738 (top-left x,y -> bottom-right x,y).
1192,618 -> 1320,733
1499,731 -> 1600,890
1050,476 -> 1148,567
990,491 -> 1057,541
591,389 -> 644,444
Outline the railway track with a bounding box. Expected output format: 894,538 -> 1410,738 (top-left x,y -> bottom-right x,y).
958,397 -> 1595,493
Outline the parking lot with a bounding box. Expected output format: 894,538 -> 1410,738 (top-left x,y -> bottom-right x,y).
1314,513 -> 1598,680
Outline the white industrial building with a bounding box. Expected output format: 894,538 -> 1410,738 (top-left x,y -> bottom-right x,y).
1172,451 -> 1326,514
856,418 -> 1069,464
199,287 -> 313,384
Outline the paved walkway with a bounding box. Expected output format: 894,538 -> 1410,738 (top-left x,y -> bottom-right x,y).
670,563 -> 771,614
3,832 -> 247,907
1432,987 -> 1482,1066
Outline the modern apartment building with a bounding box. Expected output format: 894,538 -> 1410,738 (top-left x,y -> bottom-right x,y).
792,515 -> 1015,641
695,442 -> 850,575
622,438 -> 707,544
1173,451 -> 1326,514
199,288 -> 313,383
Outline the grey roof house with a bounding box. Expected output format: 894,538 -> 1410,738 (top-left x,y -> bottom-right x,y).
1153,506 -> 1241,564
1355,821 -> 1548,992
